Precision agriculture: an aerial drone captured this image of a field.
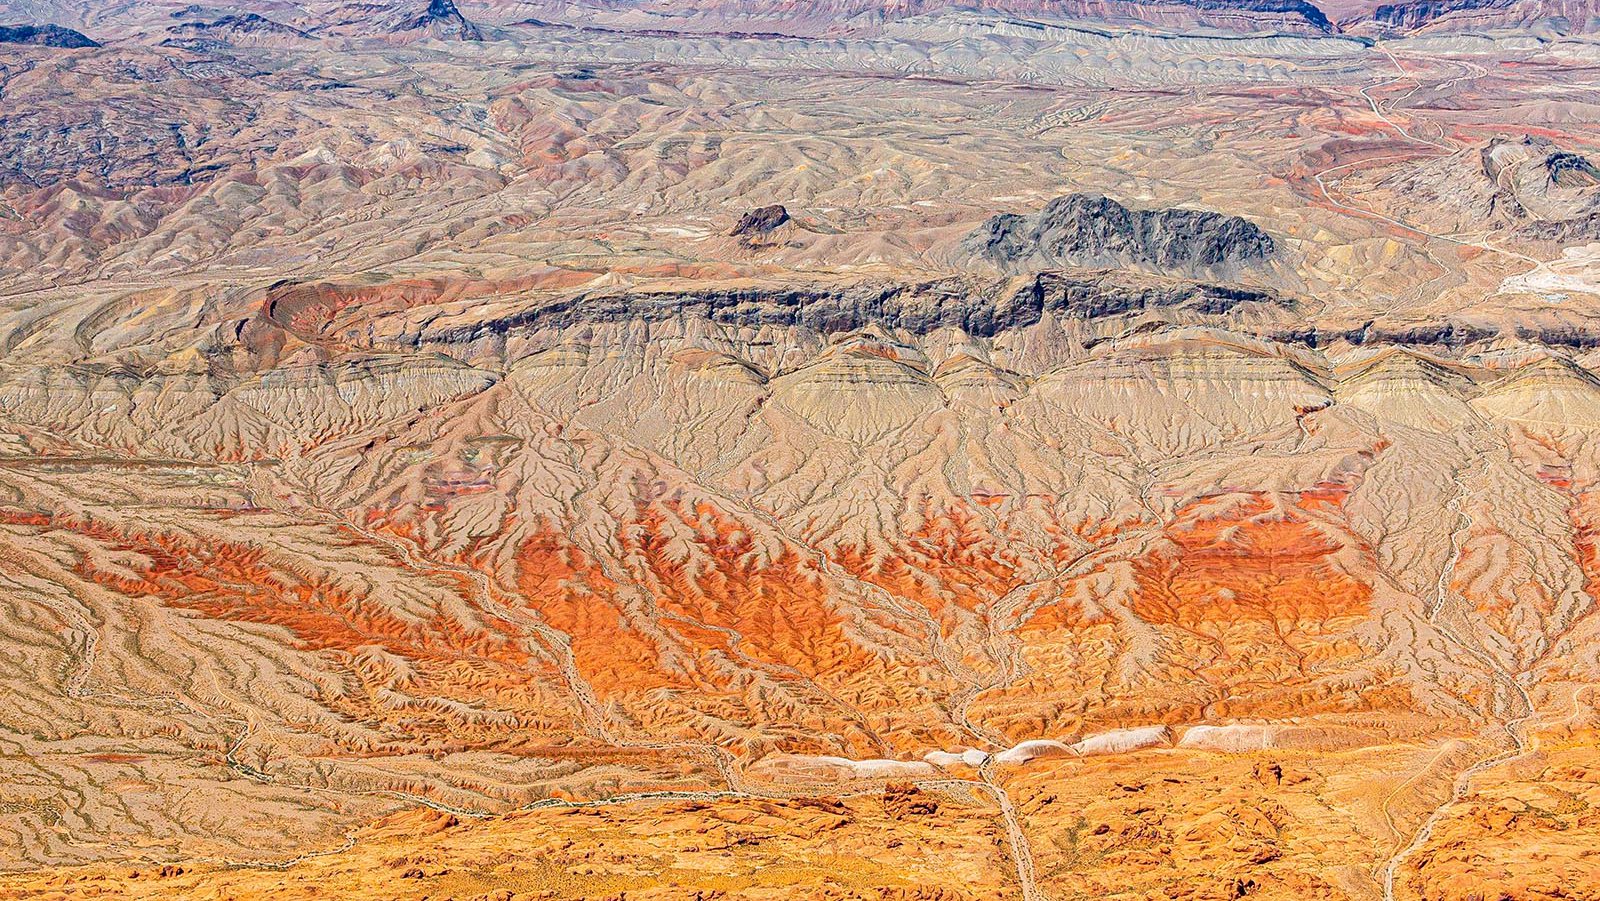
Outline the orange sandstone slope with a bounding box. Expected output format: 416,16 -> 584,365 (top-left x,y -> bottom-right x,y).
4,304 -> 1600,900
0,736 -> 1596,901
2,10 -> 1600,901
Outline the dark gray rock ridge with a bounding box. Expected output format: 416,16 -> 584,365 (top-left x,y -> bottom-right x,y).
403,269 -> 1292,346
730,204 -> 791,237
0,23 -> 99,47
163,14 -> 313,43
397,0 -> 484,40
964,193 -> 1277,276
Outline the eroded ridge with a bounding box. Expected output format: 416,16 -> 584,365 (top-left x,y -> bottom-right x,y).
3,7 -> 1600,900
2,305 -> 1600,900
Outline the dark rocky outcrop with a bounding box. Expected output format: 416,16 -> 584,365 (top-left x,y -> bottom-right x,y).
1520,212 -> 1600,244
965,193 -> 1277,276
730,204 -> 791,237
389,0 -> 484,41
1546,151 -> 1600,189
415,269 -> 1293,346
1184,0 -> 1333,31
0,24 -> 99,48
1350,0 -> 1600,34
163,14 -> 313,47
1363,0 -> 1512,31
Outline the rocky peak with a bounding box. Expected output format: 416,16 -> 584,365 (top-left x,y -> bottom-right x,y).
382,0 -> 484,41
964,193 -> 1276,276
0,23 -> 99,48
730,204 -> 792,237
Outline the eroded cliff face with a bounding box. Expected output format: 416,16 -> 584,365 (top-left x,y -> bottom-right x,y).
1348,0 -> 1600,33
2,268 -> 1600,901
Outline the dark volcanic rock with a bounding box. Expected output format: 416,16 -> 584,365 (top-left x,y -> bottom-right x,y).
965,193 -> 1277,275
1546,151 -> 1600,189
393,0 -> 485,41
730,204 -> 792,237
1186,0 -> 1333,31
0,23 -> 99,48
1352,0 -> 1600,33
163,13 -> 313,46
1363,0 -> 1505,31
1268,319 -> 1502,349
411,269 -> 1293,347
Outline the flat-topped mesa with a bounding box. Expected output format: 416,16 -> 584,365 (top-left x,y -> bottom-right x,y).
964,193 -> 1277,278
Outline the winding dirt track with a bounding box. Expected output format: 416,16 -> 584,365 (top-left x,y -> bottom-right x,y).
1312,45 -> 1540,269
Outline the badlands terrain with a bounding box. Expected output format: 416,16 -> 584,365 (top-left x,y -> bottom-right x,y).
2,1 -> 1600,899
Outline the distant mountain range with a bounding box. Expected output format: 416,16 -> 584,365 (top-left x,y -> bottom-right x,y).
0,21 -> 98,45
2,0 -> 1596,44
497,0 -> 1597,36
